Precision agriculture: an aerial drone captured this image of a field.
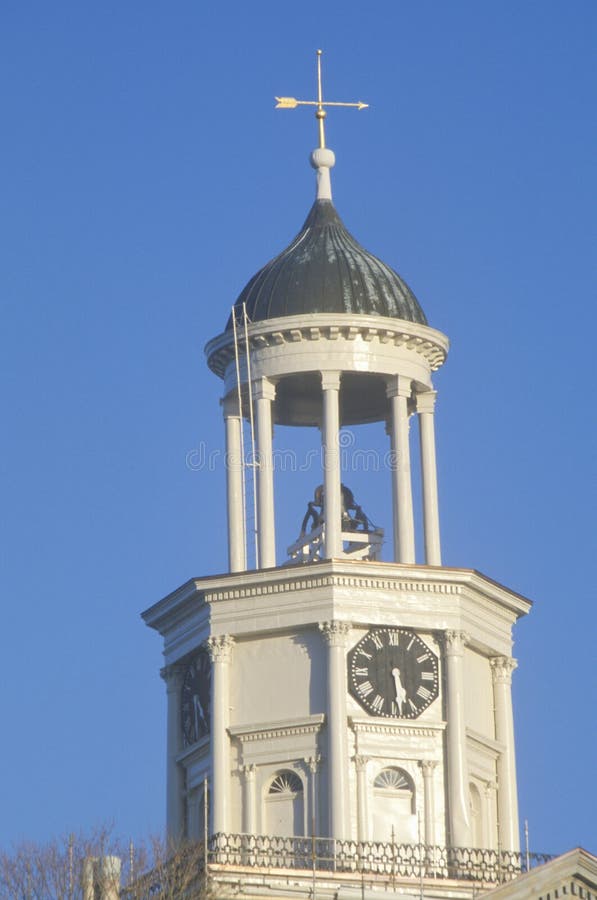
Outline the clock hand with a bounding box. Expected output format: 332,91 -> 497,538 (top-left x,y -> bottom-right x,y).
392,667 -> 407,709
193,693 -> 205,735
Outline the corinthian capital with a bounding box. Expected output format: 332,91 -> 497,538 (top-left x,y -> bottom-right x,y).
207,634 -> 235,663
444,630 -> 469,656
319,620 -> 350,647
490,656 -> 518,684
160,663 -> 185,690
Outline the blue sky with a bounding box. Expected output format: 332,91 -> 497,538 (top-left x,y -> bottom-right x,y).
1,0 -> 595,856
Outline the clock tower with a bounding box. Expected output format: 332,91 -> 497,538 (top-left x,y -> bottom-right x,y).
142,56 -> 532,895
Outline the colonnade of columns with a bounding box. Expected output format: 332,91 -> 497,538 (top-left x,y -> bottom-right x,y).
223,371 -> 442,572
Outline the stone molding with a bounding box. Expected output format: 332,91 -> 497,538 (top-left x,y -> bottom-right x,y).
205,574 -> 462,604
319,620 -> 351,647
349,717 -> 446,739
207,634 -> 235,663
466,727 -> 504,757
229,714 -> 325,744
206,315 -> 448,378
490,656 -> 518,684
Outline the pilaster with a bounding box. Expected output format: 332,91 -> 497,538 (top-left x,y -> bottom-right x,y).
490,656 -> 520,852
319,620 -> 350,838
444,630 -> 471,847
161,663 -> 186,843
207,635 -> 235,834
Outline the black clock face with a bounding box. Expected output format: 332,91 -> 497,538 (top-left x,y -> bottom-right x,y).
181,648 -> 211,746
348,627 -> 439,719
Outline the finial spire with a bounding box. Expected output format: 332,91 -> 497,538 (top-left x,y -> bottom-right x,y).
275,50 -> 369,201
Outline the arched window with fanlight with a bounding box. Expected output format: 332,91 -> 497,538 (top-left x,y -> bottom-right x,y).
372,767 -> 417,843
265,770 -> 304,837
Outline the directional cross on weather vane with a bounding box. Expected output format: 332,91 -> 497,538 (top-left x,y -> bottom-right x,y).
275,49 -> 368,149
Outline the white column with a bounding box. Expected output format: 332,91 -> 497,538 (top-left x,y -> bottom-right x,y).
321,372 -> 342,559
241,764 -> 257,834
207,635 -> 234,835
223,395 -> 246,573
161,664 -> 186,843
387,376 -> 415,563
254,377 -> 276,568
490,657 -> 520,852
444,631 -> 471,847
355,755 -> 369,842
415,390 -> 442,566
319,621 -> 350,838
419,760 -> 437,846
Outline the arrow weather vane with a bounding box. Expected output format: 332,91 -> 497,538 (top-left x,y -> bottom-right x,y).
275,49 -> 368,149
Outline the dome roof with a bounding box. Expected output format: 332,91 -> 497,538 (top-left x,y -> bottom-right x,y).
227,198 -> 426,329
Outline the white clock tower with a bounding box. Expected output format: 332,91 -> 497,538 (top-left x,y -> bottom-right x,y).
142,56 -> 535,897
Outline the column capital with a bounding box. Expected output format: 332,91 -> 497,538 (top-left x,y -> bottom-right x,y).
207,634 -> 235,663
305,754 -> 321,773
444,630 -> 469,656
490,656 -> 518,684
252,376 -> 276,402
386,374 -> 412,399
223,393 -> 241,417
419,759 -> 438,777
319,620 -> 351,647
354,755 -> 368,773
415,390 -> 437,415
160,663 -> 185,690
321,371 -> 341,392
241,764 -> 256,781
484,779 -> 498,797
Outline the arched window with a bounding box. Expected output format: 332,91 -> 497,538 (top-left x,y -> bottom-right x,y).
265,770 -> 304,837
372,767 -> 416,843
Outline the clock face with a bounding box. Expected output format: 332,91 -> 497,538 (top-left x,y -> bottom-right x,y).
181,648 -> 211,747
348,627 -> 439,719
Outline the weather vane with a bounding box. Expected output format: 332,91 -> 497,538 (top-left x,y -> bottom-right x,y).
275,49 -> 368,149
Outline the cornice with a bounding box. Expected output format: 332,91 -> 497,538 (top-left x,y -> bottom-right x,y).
205,573 -> 462,604
142,560 -> 532,638
205,313 -> 449,378
229,714 -> 325,743
466,727 -> 504,756
349,716 -> 446,739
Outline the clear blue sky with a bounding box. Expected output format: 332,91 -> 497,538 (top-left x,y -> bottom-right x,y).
1,0 -> 595,856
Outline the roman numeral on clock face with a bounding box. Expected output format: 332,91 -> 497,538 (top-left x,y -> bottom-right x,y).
357,680 -> 374,697
371,694 -> 385,712
354,666 -> 368,676
417,685 -> 433,700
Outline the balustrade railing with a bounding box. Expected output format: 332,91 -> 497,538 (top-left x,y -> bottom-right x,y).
207,833 -> 552,883
121,833 -> 553,897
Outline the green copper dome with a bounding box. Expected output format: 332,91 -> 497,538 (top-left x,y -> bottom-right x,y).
227,199 -> 426,329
